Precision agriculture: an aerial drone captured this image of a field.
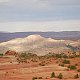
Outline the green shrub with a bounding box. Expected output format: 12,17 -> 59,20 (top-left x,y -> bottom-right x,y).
55,54 -> 62,58
59,63 -> 64,67
74,74 -> 79,79
63,59 -> 70,64
51,72 -> 55,78
0,53 -> 3,57
57,73 -> 63,79
68,65 -> 76,70
20,53 -> 27,59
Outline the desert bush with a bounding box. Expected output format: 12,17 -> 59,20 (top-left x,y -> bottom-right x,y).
68,65 -> 76,70
74,74 -> 79,79
0,53 -> 3,57
75,63 -> 78,66
51,72 -> 55,78
69,56 -> 75,58
44,53 -> 53,59
63,59 -> 70,64
57,73 -> 63,79
17,53 -> 28,63
55,53 -> 68,59
59,63 -> 64,67
63,54 -> 68,58
38,77 -> 42,79
32,76 -> 43,80
28,53 -> 38,58
77,69 -> 80,72
32,77 -> 37,80
20,53 -> 27,59
55,54 -> 62,58
20,53 -> 38,59
39,63 -> 45,66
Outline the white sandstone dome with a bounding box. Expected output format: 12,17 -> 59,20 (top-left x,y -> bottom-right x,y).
27,35 -> 45,40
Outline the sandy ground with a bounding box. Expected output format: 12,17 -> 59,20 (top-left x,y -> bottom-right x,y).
0,57 -> 80,80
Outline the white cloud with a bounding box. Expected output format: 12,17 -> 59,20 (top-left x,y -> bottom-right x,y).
0,0 -> 80,22
0,20 -> 80,32
2,0 -> 80,5
0,0 -> 80,10
0,0 -> 10,3
7,0 -> 49,10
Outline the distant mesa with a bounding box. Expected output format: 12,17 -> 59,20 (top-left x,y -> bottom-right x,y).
0,31 -> 80,42
0,34 -> 79,56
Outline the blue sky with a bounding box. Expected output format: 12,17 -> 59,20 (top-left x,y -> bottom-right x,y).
0,0 -> 80,32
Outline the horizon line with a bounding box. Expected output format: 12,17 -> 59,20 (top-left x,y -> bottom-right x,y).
0,31 -> 80,33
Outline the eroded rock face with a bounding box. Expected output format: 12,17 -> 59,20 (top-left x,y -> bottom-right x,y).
5,50 -> 17,55
0,35 -> 66,55
0,35 -> 79,56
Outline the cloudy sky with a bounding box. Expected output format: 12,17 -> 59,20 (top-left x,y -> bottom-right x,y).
0,0 -> 80,32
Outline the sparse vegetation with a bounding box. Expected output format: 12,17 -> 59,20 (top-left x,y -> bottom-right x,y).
75,63 -> 78,66
20,53 -> 27,59
39,63 -> 45,66
32,77 -> 37,80
17,52 -> 38,63
74,74 -> 79,79
54,53 -> 68,59
17,53 -> 27,63
0,53 -> 3,57
57,73 -> 63,79
68,65 -> 76,70
0,34 -> 80,80
38,77 -> 42,79
77,69 -> 80,72
63,54 -> 68,58
32,76 -> 42,80
63,59 -> 70,64
51,72 -> 55,78
55,54 -> 62,58
59,63 -> 64,67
